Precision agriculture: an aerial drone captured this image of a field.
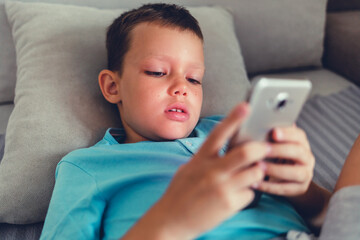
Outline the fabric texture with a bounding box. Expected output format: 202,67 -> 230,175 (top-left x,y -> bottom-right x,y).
1,1 -> 249,224
0,103 -> 14,134
0,0 -> 328,104
226,0 -> 327,74
323,11 -> 360,87
41,117 -> 309,240
0,222 -> 44,240
319,185 -> 360,240
296,85 -> 360,191
0,3 -> 16,103
0,134 -> 4,162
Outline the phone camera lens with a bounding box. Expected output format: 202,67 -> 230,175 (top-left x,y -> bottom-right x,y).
274,92 -> 289,111
277,99 -> 287,110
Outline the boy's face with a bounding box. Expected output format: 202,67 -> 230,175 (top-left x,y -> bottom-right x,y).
116,23 -> 204,143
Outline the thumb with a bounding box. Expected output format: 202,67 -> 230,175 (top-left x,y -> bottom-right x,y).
199,103 -> 250,157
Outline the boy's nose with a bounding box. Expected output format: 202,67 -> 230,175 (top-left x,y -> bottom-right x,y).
169,78 -> 188,97
173,87 -> 187,96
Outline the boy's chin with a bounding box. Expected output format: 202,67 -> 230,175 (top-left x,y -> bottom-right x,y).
152,129 -> 193,141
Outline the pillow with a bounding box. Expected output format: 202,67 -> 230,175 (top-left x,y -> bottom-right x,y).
0,3 -> 16,103
1,1 -> 249,223
0,134 -> 4,162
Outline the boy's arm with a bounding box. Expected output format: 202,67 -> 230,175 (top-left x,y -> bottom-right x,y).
334,133 -> 360,191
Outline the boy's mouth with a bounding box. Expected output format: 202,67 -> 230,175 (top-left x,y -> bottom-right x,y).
168,108 -> 185,113
165,103 -> 189,122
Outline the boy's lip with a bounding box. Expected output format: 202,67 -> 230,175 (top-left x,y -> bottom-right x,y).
164,103 -> 189,122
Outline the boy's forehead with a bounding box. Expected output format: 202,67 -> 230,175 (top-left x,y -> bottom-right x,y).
126,22 -> 204,64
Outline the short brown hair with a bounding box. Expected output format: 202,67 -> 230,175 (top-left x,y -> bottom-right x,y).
106,3 -> 203,75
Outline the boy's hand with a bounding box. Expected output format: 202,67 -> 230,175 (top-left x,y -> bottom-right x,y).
255,126 -> 315,197
125,103 -> 269,240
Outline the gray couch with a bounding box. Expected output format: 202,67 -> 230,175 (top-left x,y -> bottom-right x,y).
1,0 -> 360,239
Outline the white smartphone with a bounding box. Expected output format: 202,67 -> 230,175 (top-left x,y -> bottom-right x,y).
229,77 -> 312,148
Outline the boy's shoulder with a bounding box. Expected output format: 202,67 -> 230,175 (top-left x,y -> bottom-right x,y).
56,129 -> 124,168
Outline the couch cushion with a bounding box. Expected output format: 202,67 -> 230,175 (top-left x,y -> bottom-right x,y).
228,0 -> 327,74
323,11 -> 360,87
0,104 -> 14,135
0,222 -> 44,240
0,134 -> 4,162
1,1 -> 248,223
296,85 -> 360,191
0,3 -> 16,103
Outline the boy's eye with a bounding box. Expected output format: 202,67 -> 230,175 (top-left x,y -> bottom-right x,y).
145,71 -> 166,77
187,78 -> 201,85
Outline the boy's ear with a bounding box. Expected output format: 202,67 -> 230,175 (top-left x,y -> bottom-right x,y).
98,69 -> 122,104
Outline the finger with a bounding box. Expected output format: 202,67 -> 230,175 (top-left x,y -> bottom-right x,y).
257,181 -> 308,197
198,103 -> 250,156
234,188 -> 256,211
265,162 -> 312,183
221,142 -> 270,171
267,143 -> 314,166
271,126 -> 311,150
230,162 -> 266,189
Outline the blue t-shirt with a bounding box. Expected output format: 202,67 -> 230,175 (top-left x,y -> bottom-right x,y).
40,116 -> 309,240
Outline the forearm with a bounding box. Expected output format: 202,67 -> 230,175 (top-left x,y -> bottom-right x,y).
287,181 -> 331,231
121,201 -> 185,240
334,134 -> 360,192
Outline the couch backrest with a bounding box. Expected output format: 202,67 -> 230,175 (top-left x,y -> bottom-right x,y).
327,0 -> 360,12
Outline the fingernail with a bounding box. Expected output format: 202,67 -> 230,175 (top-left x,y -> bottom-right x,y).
251,182 -> 259,189
275,128 -> 282,140
266,144 -> 272,155
236,103 -> 248,117
259,161 -> 267,171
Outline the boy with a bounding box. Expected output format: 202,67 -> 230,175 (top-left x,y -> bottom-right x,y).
41,3 -> 331,239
